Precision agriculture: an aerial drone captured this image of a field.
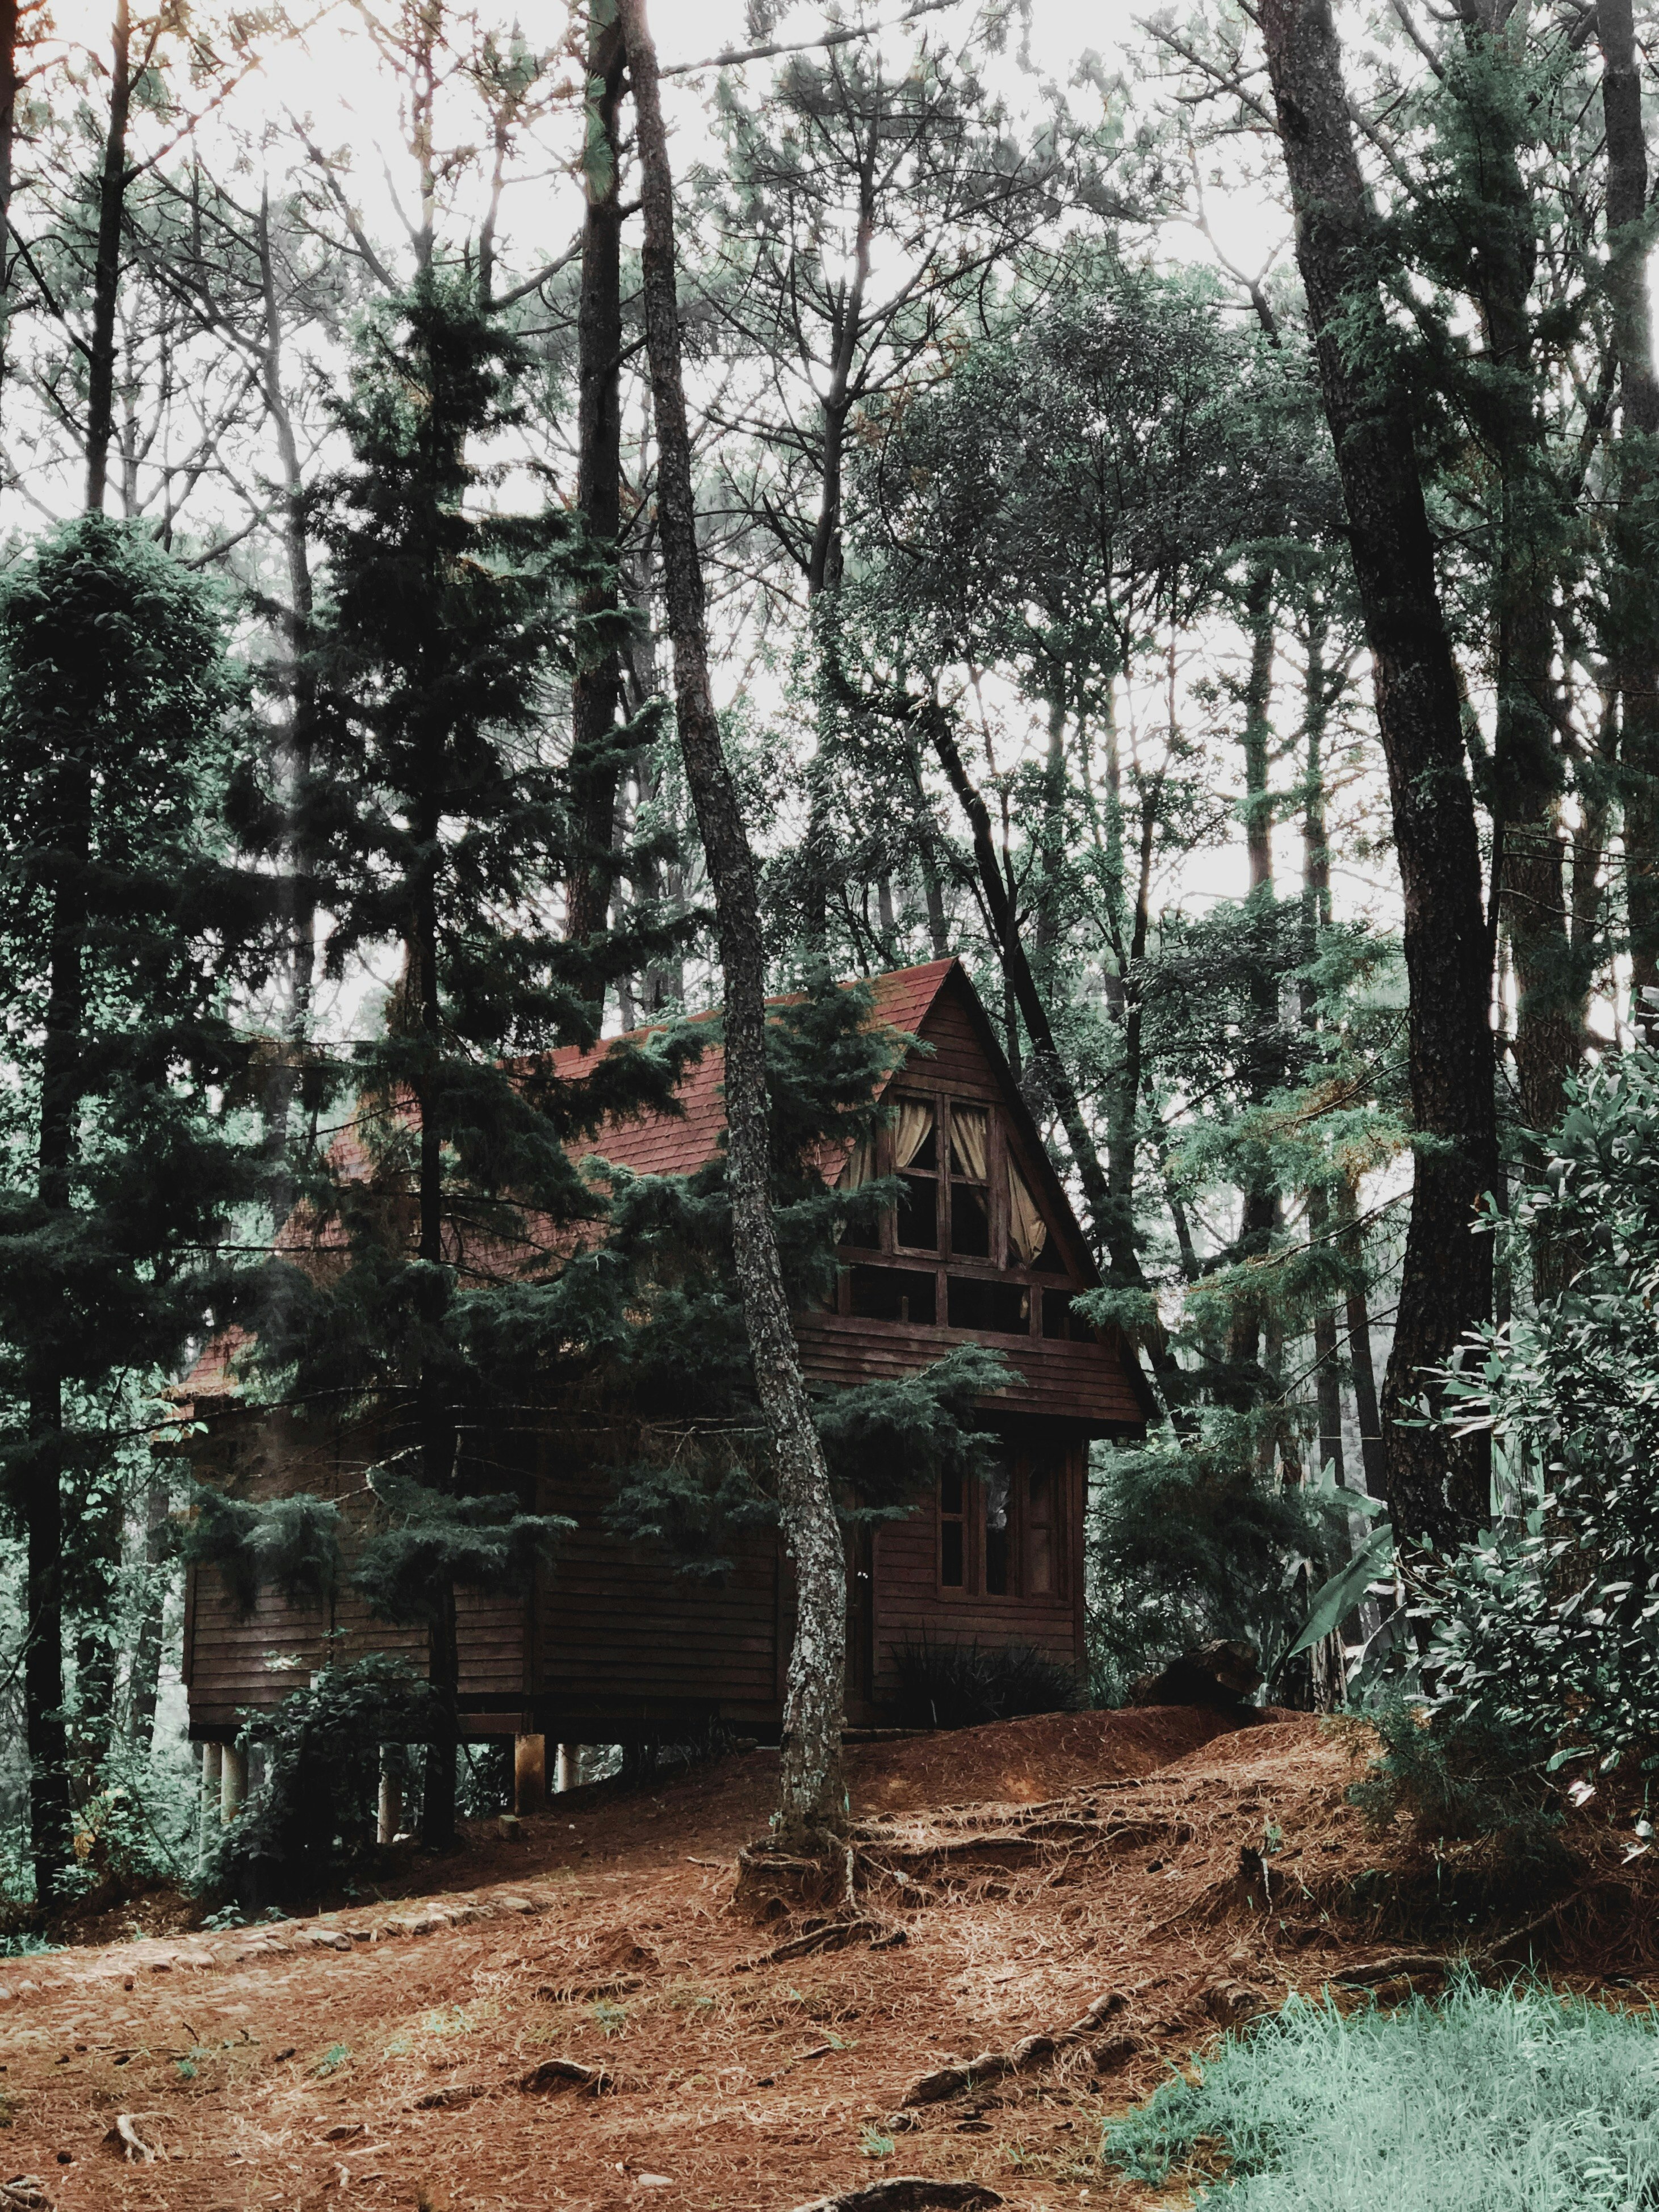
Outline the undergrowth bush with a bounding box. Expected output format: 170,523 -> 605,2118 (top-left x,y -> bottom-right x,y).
1086,1415 -> 1347,1703
1101,1975 -> 1659,2209
888,1636 -> 1082,1729
1346,1698 -> 1569,1879
1411,1054 -> 1659,1786
202,1656 -> 438,1909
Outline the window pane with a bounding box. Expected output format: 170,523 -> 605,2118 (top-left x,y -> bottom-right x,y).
1042,1288 -> 1074,1339
950,1182 -> 990,1258
940,1469 -> 963,1518
949,1277 -> 1027,1333
984,1461 -> 1011,1596
850,1266 -> 936,1324
896,1172 -> 938,1250
941,1519 -> 964,1587
899,1116 -> 937,1171
1027,1463 -> 1057,1595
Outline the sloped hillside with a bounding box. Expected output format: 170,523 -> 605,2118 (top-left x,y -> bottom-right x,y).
0,1707 -> 1643,2212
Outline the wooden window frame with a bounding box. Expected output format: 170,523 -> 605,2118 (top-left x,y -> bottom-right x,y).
832,1089 -> 1090,1347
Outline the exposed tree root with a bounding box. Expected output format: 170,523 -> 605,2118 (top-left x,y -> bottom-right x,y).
896,1988 -> 1128,2106
0,2181 -> 54,2212
738,1916 -> 900,1969
787,2182 -> 1003,2212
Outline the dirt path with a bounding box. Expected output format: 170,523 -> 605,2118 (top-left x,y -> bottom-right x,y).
0,1706 -> 1630,2212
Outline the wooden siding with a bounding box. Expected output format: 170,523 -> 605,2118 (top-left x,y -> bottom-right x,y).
185,1574 -> 530,1733
795,1313 -> 1143,1431
529,1453 -> 780,1728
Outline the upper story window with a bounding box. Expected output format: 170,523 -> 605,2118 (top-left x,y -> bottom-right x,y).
893,1100 -> 938,1251
949,1105 -> 991,1258
833,1093 -> 1085,1340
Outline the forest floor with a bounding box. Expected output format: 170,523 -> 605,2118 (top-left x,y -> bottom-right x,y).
1,1703 -> 1652,2212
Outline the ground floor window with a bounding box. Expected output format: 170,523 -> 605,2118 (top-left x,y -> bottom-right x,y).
937,1447 -> 1069,1598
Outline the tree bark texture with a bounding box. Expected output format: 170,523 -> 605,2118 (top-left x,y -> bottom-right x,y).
26,755 -> 93,1900
0,0 -> 19,410
125,1484 -> 169,1749
1448,0 -> 1577,1150
567,13 -> 628,949
85,0 -> 132,515
1262,0 -> 1497,1551
1226,566 -> 1281,1398
1598,0 -> 1659,1030
619,0 -> 849,1852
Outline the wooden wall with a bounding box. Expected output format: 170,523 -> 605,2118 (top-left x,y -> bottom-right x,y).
528,1450 -> 781,1732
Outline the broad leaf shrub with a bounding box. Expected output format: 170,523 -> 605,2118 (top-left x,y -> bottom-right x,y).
1100,1975 -> 1659,2210
202,1657 -> 438,1909
1400,1055 -> 1659,1807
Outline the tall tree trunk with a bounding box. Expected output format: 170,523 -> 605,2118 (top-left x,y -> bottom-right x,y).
1598,0 -> 1659,1033
1449,0 -> 1576,1170
0,0 -> 20,417
621,0 -> 848,1853
566,12 -> 627,950
1335,1174 -> 1386,1499
1262,0 -> 1497,1552
27,757 -> 93,1903
255,186 -> 319,1228
1227,565 -> 1281,1398
125,1483 -> 169,1749
1300,600 -> 1346,1490
412,798 -> 459,1849
85,0 -> 132,516
1241,563 -> 1276,893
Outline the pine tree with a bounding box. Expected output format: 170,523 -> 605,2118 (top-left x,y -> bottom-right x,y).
0,514 -> 257,1905
254,276 -> 693,1850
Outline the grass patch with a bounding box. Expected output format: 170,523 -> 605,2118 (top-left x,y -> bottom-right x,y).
1101,1975 -> 1659,2209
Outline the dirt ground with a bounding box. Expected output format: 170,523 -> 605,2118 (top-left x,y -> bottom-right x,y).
0,1704 -> 1647,2212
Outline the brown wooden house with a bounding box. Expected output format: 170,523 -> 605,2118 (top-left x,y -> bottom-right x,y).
178,959 -> 1151,1749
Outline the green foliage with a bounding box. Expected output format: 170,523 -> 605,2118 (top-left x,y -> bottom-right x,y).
0,515 -> 261,1422
1346,1697 -> 1565,1875
1414,1053 -> 1659,1777
1087,1416 -> 1347,1701
201,1657 -> 438,1907
353,1472 -> 572,1623
178,1487 -> 343,1619
1100,1977 -> 1659,2209
887,1635 -> 1082,1729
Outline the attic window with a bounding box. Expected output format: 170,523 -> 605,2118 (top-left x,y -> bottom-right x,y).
893,1099 -> 938,1252
1007,1159 -> 1047,1267
948,1104 -> 990,1258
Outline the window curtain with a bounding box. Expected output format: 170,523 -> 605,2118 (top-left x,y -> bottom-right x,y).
950,1104 -> 988,1180
893,1098 -> 935,1171
841,1136 -> 877,1190
836,1097 -> 932,1210
1007,1158 -> 1049,1266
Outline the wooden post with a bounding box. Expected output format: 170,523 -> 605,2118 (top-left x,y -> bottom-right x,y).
514,1732 -> 547,1816
555,1742 -> 577,1794
377,1745 -> 403,1845
220,1741 -> 248,1823
199,1742 -> 222,1853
